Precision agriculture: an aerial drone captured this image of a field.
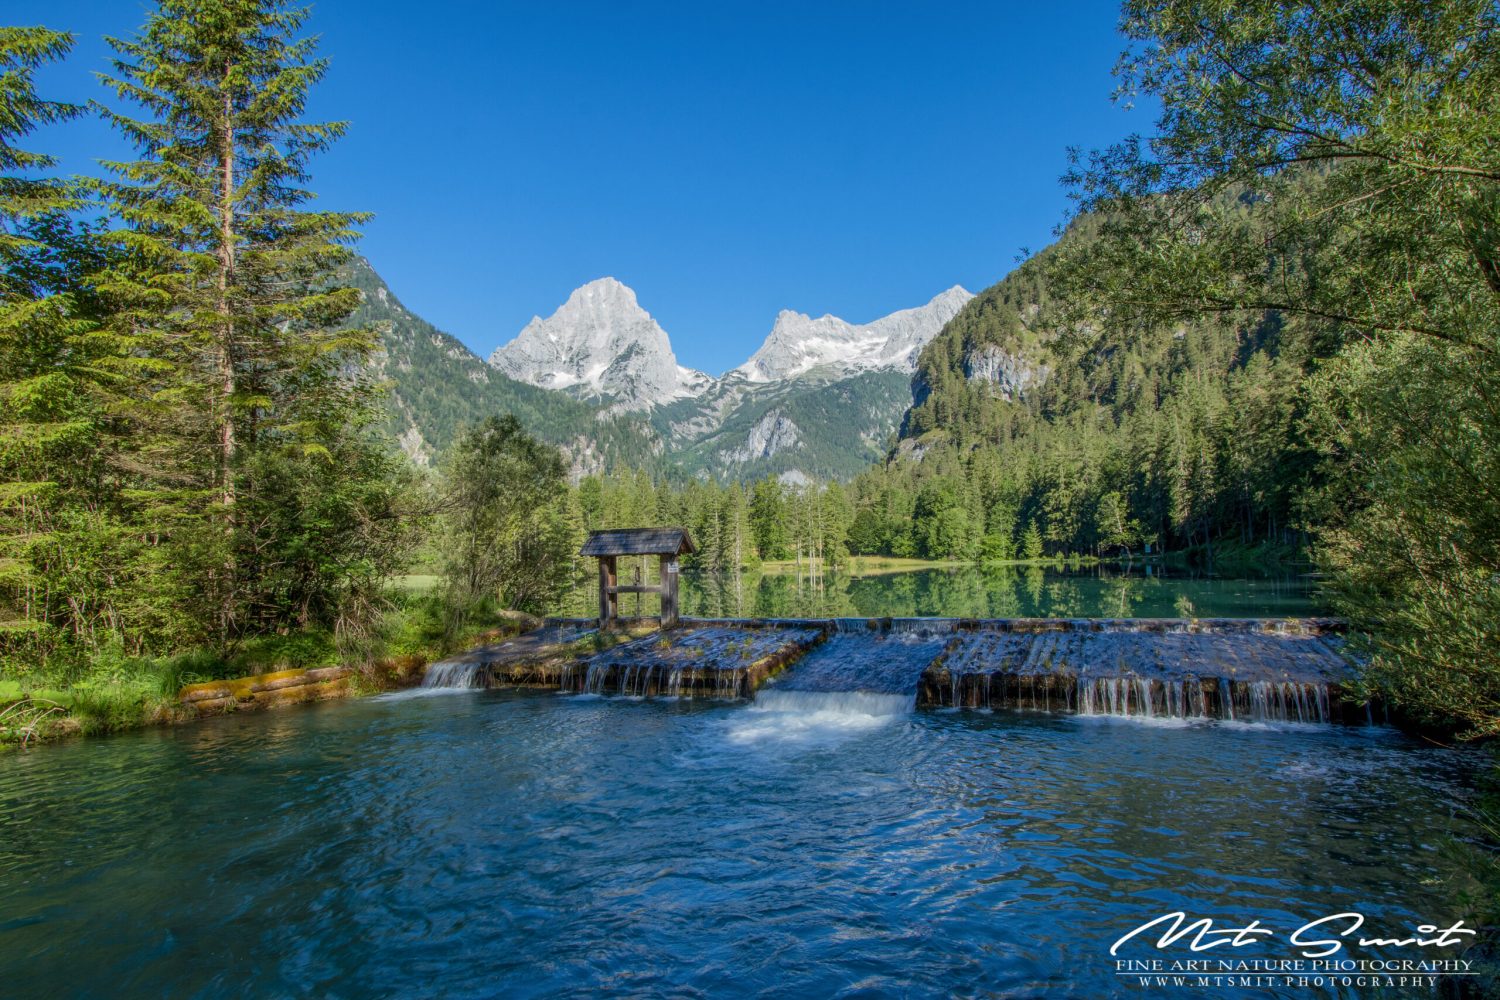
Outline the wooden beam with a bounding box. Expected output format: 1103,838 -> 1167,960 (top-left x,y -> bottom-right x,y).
660,554 -> 680,628
598,556 -> 618,628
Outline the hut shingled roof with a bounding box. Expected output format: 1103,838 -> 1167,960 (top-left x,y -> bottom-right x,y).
579,528 -> 696,557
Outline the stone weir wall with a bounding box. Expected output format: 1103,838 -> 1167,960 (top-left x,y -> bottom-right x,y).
914,618 -> 1360,724
462,621 -> 828,699
445,616 -> 1360,724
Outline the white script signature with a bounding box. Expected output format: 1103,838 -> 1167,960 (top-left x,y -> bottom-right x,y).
1111,912 -> 1476,959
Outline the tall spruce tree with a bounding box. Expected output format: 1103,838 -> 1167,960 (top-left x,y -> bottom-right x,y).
91,0 -> 397,649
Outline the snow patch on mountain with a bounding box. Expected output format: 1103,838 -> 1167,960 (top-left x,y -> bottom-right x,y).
488,277 -> 709,411
734,285 -> 974,383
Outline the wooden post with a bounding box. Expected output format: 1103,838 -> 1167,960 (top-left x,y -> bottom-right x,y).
598,555 -> 618,628
660,554 -> 679,628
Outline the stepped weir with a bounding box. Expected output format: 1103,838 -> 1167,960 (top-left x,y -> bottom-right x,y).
422,616 -> 1362,724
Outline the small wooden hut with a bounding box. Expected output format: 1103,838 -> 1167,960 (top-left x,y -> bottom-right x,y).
579,528 -> 696,629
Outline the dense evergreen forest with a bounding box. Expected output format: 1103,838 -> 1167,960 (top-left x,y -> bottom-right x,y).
846,223 -> 1321,565
1,0 -> 1497,751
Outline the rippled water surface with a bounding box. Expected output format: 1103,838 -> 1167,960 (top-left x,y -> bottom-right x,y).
0,691 -> 1477,998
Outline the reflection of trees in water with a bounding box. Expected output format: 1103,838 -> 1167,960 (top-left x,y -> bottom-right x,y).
1100,576 -> 1140,618
1042,580 -> 1084,619
682,571 -> 752,619
1023,567 -> 1046,610
556,565 -> 1318,619
980,568 -> 1020,618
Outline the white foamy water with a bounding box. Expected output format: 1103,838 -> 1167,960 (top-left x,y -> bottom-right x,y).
725,689 -> 913,745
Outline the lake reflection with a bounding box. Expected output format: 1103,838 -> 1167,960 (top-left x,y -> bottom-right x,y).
561,563 -> 1320,620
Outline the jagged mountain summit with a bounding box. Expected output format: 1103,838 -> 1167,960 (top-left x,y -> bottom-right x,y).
733,285 -> 973,383
487,277 -> 710,411
355,261 -> 984,481
346,260 -> 658,473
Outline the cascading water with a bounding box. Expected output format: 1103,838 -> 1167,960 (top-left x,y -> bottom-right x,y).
736,624 -> 953,740
1240,680 -> 1331,723
420,658 -> 486,689
554,624 -> 825,700
935,622 -> 1350,724
733,688 -> 915,743
1076,677 -> 1213,719
457,617 -> 1351,725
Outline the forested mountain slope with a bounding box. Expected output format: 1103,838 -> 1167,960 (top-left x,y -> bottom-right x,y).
855,221 -> 1326,561
346,260 -> 661,474
349,260 -> 954,482
650,369 -> 913,483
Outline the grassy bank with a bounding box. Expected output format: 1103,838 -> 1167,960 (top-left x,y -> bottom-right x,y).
758,556 -> 970,575
0,593 -> 519,749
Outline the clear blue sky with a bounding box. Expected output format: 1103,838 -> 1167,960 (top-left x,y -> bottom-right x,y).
16,0 -> 1142,375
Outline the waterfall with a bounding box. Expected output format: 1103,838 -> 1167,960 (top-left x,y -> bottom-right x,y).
933,622 -> 1351,723
420,658 -> 486,689
771,631 -> 949,698
890,618 -> 958,635
1069,676 -> 1331,723
1240,680 -> 1330,723
583,659 -> 610,695
1076,677 -> 1208,718
559,657 -> 744,699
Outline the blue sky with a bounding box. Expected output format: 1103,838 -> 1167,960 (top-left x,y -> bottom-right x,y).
16,1 -> 1142,375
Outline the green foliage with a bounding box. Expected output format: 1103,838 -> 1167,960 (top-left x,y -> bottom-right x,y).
1020,521 -> 1044,562
439,416 -> 579,636
85,0 -> 403,650
0,4 -> 424,701
1310,333 -> 1500,737
873,218 -> 1318,566
749,478 -> 791,559
978,531 -> 1014,564
1056,0 -> 1500,736
576,469 -> 857,575
0,26 -> 120,669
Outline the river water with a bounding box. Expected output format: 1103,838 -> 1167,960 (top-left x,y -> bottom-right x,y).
0,687 -> 1480,998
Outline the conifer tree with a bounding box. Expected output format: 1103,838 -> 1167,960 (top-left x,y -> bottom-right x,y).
726,482 -> 755,570
91,0 -> 384,645
1020,520 -> 1044,562
0,27 -> 97,666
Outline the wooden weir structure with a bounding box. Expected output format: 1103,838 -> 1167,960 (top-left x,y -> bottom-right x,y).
580,528 -> 696,629
439,613 -> 1367,724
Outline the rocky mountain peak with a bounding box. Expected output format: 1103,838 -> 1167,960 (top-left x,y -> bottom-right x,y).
734,285 -> 974,383
488,277 -> 708,411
